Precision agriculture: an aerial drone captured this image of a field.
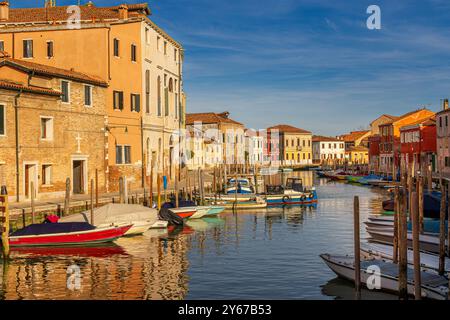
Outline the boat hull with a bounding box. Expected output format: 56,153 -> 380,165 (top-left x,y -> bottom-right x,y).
8,225 -> 131,247
169,208 -> 196,220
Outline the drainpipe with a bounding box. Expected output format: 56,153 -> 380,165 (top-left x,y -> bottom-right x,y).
14,89 -> 23,202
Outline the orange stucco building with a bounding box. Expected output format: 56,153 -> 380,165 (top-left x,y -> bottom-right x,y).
0,2 -> 185,193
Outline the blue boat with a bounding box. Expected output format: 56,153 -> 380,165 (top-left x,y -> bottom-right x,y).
226,178 -> 254,194
263,178 -> 318,206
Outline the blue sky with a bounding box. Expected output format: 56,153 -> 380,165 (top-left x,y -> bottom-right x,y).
13,0 -> 450,135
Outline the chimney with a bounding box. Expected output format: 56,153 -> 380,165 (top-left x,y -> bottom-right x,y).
0,1 -> 9,21
86,1 -> 94,7
443,98 -> 449,110
118,4 -> 128,20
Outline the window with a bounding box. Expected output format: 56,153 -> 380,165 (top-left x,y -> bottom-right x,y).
0,104 -> 4,135
47,41 -> 54,58
116,145 -> 131,164
84,85 -> 92,106
157,76 -> 162,116
440,116 -> 443,128
116,145 -> 123,164
61,80 -> 70,103
23,39 -> 33,58
124,146 -> 131,164
175,93 -> 178,119
113,38 -> 120,57
113,91 -> 124,110
131,94 -> 140,112
145,70 -> 150,114
164,87 -> 169,116
131,44 -> 137,62
40,117 -> 53,140
145,28 -> 150,44
157,36 -> 161,51
174,48 -> 177,61
164,41 -> 167,55
42,165 -> 52,185
0,41 -> 4,52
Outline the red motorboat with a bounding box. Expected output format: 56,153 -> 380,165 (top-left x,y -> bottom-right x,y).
168,207 -> 197,220
11,244 -> 128,258
8,222 -> 132,247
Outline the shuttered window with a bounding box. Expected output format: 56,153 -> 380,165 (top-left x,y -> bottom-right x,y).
23,40 -> 33,58
61,80 -> 70,103
0,105 -> 4,135
84,85 -> 92,106
131,94 -> 140,112
113,91 -> 124,110
113,38 -> 120,57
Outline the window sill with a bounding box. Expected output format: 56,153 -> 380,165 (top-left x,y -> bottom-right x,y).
40,139 -> 54,142
41,184 -> 54,188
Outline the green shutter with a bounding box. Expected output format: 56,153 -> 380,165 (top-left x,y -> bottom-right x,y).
164,88 -> 169,116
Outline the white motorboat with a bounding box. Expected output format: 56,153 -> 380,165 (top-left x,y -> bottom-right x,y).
320,254 -> 448,300
60,203 -> 161,236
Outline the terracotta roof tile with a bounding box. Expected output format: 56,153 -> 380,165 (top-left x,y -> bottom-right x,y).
0,54 -> 108,86
0,78 -> 61,96
312,135 -> 341,142
186,112 -> 243,126
338,130 -> 370,142
6,3 -> 150,24
267,124 -> 311,134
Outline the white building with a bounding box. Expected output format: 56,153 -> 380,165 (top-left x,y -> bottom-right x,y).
312,136 -> 345,164
245,129 -> 264,166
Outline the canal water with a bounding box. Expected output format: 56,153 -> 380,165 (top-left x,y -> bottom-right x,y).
0,171 -> 398,300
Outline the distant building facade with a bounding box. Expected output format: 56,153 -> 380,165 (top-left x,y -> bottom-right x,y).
312,135 -> 345,164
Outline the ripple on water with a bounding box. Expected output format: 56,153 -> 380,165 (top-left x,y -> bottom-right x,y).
0,173 -> 391,300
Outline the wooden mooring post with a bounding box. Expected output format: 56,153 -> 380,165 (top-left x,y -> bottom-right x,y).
63,178 -> 70,217
398,174 -> 408,300
149,159 -> 154,207
157,173 -> 162,210
0,186 -> 10,260
393,187 -> 399,263
411,191 -> 422,300
119,177 -> 125,204
439,179 -> 446,276
30,181 -> 35,224
90,179 -> 95,226
353,196 -> 361,300
418,176 -> 424,234
95,169 -> 99,208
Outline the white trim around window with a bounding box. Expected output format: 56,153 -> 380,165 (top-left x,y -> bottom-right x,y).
40,116 -> 54,141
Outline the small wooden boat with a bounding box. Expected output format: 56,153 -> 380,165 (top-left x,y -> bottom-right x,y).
367,229 -> 446,254
8,223 -> 131,247
205,206 -> 225,216
346,175 -> 364,183
226,178 -> 254,194
263,178 -> 318,206
223,197 -> 267,210
169,207 -> 197,220
361,243 -> 450,274
188,206 -> 210,219
60,204 -> 160,236
320,254 -> 448,300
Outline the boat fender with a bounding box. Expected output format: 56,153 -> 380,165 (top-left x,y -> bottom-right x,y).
282,195 -> 291,203
300,195 -> 307,201
308,193 -> 314,199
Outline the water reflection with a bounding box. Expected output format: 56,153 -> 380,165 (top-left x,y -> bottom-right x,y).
0,171 -> 392,300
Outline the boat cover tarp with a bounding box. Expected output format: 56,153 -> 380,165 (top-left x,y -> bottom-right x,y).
158,207 -> 184,225
59,204 -> 158,226
162,200 -> 196,209
11,222 -> 95,237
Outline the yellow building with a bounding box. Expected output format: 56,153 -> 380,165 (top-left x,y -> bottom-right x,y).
0,2 -> 184,192
267,124 -> 312,166
346,146 -> 369,165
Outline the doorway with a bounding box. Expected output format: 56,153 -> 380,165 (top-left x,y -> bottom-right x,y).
24,163 -> 38,199
72,160 -> 85,194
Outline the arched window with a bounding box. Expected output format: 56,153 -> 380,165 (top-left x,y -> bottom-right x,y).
168,78 -> 174,93
157,76 -> 162,116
